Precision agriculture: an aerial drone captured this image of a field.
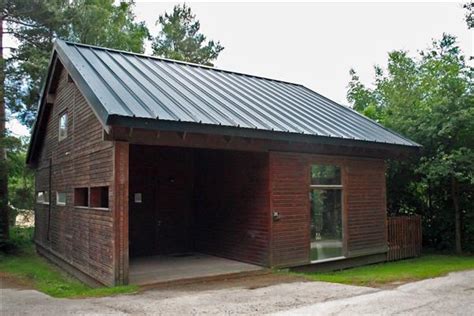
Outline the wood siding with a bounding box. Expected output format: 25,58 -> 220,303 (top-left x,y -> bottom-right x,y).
34,67 -> 116,285
194,149 -> 270,266
269,151 -> 387,267
129,145 -> 194,257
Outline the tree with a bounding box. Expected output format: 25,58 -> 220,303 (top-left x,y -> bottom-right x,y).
5,0 -> 149,128
152,4 -> 224,66
6,135 -> 34,223
347,34 -> 474,254
464,1 -> 473,29
0,0 -> 148,246
1,2 -> 8,246
67,0 -> 149,53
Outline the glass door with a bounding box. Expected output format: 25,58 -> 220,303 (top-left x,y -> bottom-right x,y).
310,165 -> 343,261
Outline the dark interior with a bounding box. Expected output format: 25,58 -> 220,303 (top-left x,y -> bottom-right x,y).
128,145 -> 270,266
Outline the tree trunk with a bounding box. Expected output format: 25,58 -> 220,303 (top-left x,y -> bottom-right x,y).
0,14 -> 10,246
451,176 -> 462,254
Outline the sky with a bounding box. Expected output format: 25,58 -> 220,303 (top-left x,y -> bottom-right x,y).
7,1 -> 473,137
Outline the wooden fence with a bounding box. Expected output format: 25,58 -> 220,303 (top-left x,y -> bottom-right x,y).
387,216 -> 422,261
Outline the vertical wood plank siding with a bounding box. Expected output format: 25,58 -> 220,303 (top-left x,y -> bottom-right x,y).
194,149 -> 271,266
34,67 -> 116,285
269,152 -> 387,267
387,216 -> 422,261
269,152 -> 310,267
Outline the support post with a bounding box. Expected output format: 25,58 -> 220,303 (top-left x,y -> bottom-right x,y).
113,142 -> 129,285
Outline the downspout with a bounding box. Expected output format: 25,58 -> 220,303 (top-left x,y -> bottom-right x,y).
47,158 -> 52,241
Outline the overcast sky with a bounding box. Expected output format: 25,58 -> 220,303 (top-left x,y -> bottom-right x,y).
8,1 -> 473,136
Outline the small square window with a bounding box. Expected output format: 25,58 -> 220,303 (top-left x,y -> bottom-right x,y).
90,186 -> 109,208
59,112 -> 68,141
36,191 -> 49,204
74,188 -> 89,207
56,192 -> 66,205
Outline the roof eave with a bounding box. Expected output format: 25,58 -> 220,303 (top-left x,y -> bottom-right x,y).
26,49 -> 59,166
106,114 -> 421,155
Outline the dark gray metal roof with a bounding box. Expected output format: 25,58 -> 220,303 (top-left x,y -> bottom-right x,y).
29,39 -> 420,163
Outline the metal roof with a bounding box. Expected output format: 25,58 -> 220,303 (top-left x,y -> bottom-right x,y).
29,39 -> 420,163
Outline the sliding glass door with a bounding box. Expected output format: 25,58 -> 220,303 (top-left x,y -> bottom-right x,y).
310,165 -> 343,261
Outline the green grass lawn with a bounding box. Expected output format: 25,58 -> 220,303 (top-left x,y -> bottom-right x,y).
0,227 -> 138,298
295,254 -> 474,287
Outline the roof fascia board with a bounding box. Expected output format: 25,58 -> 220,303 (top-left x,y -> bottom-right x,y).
54,40 -> 110,131
106,114 -> 421,153
26,50 -> 60,165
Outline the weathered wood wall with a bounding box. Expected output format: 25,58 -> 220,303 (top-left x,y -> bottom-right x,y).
34,66 -> 117,286
269,151 -> 387,267
129,145 -> 194,256
194,149 -> 270,266
387,216 -> 422,261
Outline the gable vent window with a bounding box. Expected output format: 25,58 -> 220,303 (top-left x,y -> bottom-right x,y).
59,112 -> 68,141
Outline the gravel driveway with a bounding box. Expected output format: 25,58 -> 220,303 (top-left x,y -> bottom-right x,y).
2,271 -> 473,315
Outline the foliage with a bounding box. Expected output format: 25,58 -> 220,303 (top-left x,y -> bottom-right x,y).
294,254 -> 474,287
0,227 -> 138,298
347,34 -> 474,252
152,4 -> 224,66
3,0 -> 149,127
67,0 -> 149,52
6,136 -> 34,217
465,1 -> 474,29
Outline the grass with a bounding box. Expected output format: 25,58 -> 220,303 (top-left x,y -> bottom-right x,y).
0,227 -> 138,298
294,254 -> 474,287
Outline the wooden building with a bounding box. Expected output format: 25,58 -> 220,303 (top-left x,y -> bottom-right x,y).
27,40 -> 420,286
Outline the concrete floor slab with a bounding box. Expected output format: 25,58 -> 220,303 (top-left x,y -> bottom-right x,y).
129,253 -> 263,285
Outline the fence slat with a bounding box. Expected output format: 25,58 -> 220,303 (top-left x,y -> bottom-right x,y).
387,216 -> 421,261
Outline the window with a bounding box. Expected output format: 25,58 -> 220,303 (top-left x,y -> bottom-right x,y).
90,186 -> 109,208
59,112 -> 68,141
36,191 -> 49,204
56,192 -> 66,205
74,188 -> 89,207
309,165 -> 343,261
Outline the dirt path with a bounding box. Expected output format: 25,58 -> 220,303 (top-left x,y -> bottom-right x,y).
0,272 -> 32,290
1,273 -> 375,315
2,271 -> 473,315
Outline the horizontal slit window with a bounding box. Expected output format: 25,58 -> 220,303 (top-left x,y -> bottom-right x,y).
74,188 -> 89,207
56,192 -> 66,206
36,191 -> 49,204
90,186 -> 109,209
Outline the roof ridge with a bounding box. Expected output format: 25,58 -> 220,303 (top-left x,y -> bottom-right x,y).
56,39 -> 303,87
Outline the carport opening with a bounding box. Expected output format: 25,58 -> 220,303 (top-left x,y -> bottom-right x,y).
128,145 -> 269,284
